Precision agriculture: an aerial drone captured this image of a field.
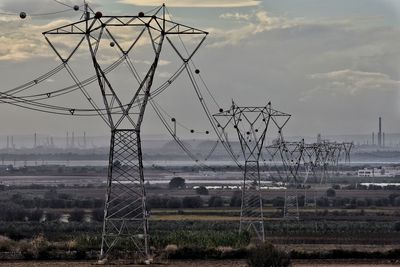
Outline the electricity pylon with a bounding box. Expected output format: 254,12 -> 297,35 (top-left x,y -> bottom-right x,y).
214,101 -> 290,241
279,140 -> 304,220
43,4 -> 207,261
266,140 -> 304,220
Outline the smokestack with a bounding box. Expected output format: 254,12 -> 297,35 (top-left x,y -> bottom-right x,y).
34,133 -> 37,148
11,136 -> 14,150
317,133 -> 321,143
6,136 -> 9,149
72,132 -> 75,148
378,117 -> 382,147
372,132 -> 375,145
66,132 -> 69,148
383,132 -> 385,148
83,132 -> 87,148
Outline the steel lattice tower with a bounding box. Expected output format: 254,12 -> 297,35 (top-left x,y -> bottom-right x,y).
214,102 -> 290,241
43,4 -> 207,261
266,140 -> 304,220
280,141 -> 304,220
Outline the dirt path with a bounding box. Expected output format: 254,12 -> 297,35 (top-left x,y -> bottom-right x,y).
0,259 -> 399,266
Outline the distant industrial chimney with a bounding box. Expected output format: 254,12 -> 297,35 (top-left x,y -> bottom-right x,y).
83,132 -> 87,148
34,133 -> 37,148
383,132 -> 385,148
378,117 -> 382,147
372,132 -> 375,146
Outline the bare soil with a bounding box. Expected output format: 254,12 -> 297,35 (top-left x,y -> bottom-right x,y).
0,260 -> 399,267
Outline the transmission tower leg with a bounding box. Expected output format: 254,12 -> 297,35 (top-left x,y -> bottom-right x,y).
100,129 -> 149,261
239,161 -> 265,242
284,189 -> 299,220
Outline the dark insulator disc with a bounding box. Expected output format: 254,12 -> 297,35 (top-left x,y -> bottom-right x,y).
73,5 -> 80,11
195,69 -> 200,74
138,12 -> 145,17
20,12 -> 27,19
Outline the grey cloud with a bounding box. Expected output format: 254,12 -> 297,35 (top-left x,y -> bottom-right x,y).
308,69 -> 400,96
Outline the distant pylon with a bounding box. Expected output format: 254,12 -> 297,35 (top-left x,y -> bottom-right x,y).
214,101 -> 291,241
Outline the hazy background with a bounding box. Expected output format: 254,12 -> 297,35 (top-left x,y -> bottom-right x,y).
0,0 -> 399,141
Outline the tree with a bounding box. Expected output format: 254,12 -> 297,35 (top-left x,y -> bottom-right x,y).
169,177 -> 186,189
0,202 -> 26,221
182,196 -> 203,208
166,198 -> 182,209
195,186 -> 209,195
45,211 -> 60,222
148,196 -> 168,209
230,191 -> 242,207
29,209 -> 44,222
326,188 -> 336,197
272,197 -> 284,207
208,196 -> 223,207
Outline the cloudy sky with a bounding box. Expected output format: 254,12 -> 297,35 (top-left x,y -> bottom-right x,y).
0,0 -> 399,140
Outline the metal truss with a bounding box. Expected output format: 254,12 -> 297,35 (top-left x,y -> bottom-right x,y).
266,140 -> 304,220
214,101 -> 290,241
266,139 -> 354,219
43,4 -> 207,261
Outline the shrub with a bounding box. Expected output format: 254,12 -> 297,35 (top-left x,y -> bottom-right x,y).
247,242 -> 291,267
147,196 -> 168,209
69,209 -> 85,222
0,235 -> 14,252
182,197 -> 203,208
394,221 -> 400,232
29,209 -> 44,222
394,197 -> 400,207
332,184 -> 341,190
45,211 -> 60,222
92,208 -> 104,222
195,186 -> 209,195
165,244 -> 178,259
326,188 -> 336,197
0,202 -> 26,221
230,191 -> 242,207
272,197 -> 284,208
167,198 -> 182,209
209,196 -> 224,207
